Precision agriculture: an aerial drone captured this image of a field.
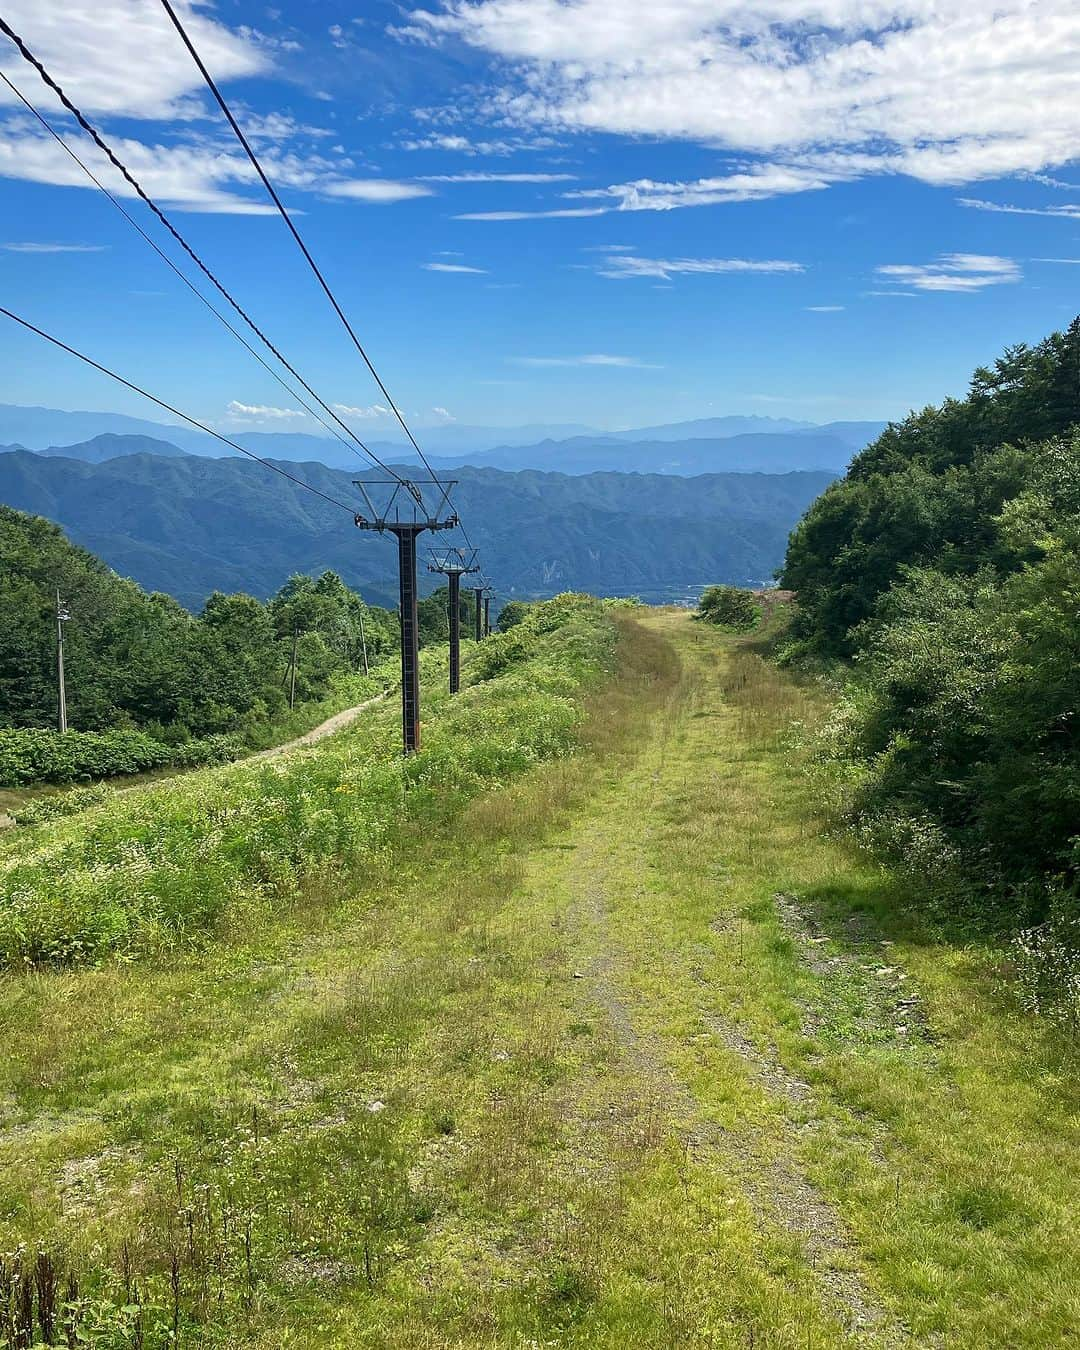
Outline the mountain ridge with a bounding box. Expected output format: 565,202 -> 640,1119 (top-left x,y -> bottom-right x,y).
0,402 -> 888,474
0,449 -> 834,610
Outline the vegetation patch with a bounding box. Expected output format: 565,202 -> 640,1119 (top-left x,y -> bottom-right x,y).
0,506 -> 471,786
781,318 -> 1080,1024
695,584 -> 762,631
0,595 -> 616,968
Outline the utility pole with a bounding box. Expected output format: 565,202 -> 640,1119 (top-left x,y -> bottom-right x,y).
483,593 -> 491,638
358,606 -> 369,676
55,589 -> 70,733
289,624 -> 299,709
474,585 -> 484,642
354,478 -> 458,754
428,547 -> 479,694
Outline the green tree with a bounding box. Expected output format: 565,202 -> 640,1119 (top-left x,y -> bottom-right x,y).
696,585 -> 761,631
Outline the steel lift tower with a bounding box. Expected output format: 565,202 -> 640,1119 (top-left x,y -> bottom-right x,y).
427,546 -> 480,695
354,478 -> 458,754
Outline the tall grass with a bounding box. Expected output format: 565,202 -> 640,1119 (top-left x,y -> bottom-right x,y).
0,595 -> 616,968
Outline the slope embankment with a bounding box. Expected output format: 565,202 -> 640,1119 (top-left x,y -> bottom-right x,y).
0,606 -> 1075,1347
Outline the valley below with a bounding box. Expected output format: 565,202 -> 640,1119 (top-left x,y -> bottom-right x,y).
0,447 -> 832,608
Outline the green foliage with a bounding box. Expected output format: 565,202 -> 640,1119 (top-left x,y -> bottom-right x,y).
0,726 -> 244,786
496,599 -> 530,630
784,318 -> 1080,1018
416,584 -> 474,646
696,585 -> 761,631
0,595 -> 614,968
10,782 -> 113,826
782,317 -> 1080,655
0,508 -> 409,783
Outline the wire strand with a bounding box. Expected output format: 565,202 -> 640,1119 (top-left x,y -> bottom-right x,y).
156,0 -> 450,501
0,71 -> 389,468
0,14 -> 406,485
0,305 -> 358,515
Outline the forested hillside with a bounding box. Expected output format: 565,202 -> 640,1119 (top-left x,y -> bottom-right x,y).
0,507 -> 464,783
0,450 -> 833,608
782,318 -> 1080,1007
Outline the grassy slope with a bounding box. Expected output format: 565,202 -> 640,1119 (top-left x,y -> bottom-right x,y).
0,610 -> 1076,1346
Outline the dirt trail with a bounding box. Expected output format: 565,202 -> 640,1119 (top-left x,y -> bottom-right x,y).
0,689 -> 391,829
539,611 -> 906,1344
240,689 -> 390,763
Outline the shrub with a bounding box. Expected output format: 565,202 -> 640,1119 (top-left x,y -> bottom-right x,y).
0,727 -> 245,787
1013,906 -> 1080,1032
12,783 -> 114,826
696,585 -> 761,631
496,599 -> 530,630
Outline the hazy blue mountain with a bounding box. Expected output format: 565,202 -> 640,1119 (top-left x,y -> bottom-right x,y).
610,415 -> 814,440
0,404 -> 215,454
0,403 -> 889,474
441,430 -> 862,475
36,433 -> 190,463
0,449 -> 834,610
793,421 -> 889,449
0,403 -> 595,461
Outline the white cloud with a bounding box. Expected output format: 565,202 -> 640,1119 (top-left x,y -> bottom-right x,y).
423,261 -> 487,273
0,8 -> 430,213
227,401 -> 307,420
2,241 -> 106,252
402,1 -> 1080,196
875,253 -> 1021,293
1022,172 -> 1080,191
417,171 -> 576,183
430,406 -> 455,421
333,402 -> 392,419
568,165 -> 833,212
806,305 -> 845,312
0,0 -> 265,120
959,197 -> 1080,220
0,121 -> 280,213
510,353 -> 662,368
399,132 -> 558,155
454,206 -> 605,220
322,179 -> 434,203
596,254 -> 804,280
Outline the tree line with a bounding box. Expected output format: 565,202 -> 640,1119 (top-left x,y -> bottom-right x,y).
0,506 -> 475,778
781,318 -> 1080,1014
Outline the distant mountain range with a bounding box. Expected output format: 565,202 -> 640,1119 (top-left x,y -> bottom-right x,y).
0,403 -> 887,476
0,448 -> 835,610
437,424 -> 884,475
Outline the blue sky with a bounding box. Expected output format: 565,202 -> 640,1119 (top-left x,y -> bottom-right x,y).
1,0 -> 1079,437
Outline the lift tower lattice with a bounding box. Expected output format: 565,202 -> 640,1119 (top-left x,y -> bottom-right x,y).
354,478 -> 458,754
427,546 -> 480,695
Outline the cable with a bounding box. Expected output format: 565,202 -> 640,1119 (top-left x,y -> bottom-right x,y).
0,71 -> 385,467
0,15 -> 406,484
157,0 -> 450,498
0,305 -> 358,515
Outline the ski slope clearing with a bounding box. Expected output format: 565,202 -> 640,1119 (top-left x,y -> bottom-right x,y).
0,607 -> 1075,1346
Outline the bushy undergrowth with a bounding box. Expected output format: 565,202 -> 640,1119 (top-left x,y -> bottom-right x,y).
0,726 -> 245,787
782,319 -> 1080,1026
695,584 -> 761,631
10,782 -> 114,827
0,594 -> 614,968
